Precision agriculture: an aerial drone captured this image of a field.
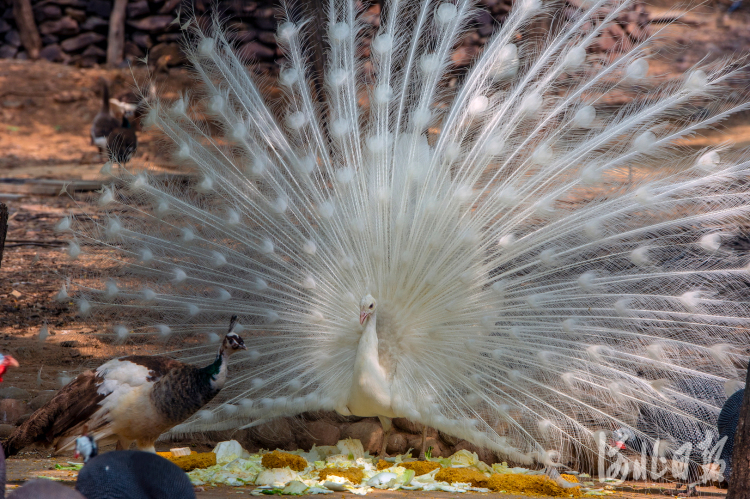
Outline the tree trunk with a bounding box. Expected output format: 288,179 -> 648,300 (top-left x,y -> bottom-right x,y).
107,0 -> 129,67
0,203 -> 8,269
726,359 -> 750,499
12,0 -> 41,60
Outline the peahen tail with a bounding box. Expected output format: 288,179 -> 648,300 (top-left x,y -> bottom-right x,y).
58,0 -> 750,469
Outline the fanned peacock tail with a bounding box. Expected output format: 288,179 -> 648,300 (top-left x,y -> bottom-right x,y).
58,0 -> 750,469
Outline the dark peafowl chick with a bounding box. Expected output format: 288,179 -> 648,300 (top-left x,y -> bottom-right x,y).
90,78 -> 121,155
74,435 -> 196,499
106,117 -> 137,166
717,388 -> 744,485
4,317 -> 245,457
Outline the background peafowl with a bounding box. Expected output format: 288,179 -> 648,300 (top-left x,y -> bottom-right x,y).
58,0 -> 750,479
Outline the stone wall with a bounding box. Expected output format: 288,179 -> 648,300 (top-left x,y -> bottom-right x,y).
0,0 -> 516,69
0,0 -> 286,68
0,0 -> 656,71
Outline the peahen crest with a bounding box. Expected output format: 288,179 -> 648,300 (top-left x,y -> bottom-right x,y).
59,0 -> 749,472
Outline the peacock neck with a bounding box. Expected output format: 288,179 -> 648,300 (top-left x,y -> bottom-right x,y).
201,348 -> 229,390
357,312 -> 379,364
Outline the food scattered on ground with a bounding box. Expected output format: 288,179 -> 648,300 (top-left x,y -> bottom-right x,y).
317,466 -> 365,483
156,451 -> 217,472
486,472 -> 582,497
398,461 -> 441,476
180,438 -> 609,496
261,450 -> 307,472
434,466 -> 489,487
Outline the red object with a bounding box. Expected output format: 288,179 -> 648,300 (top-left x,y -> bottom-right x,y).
0,355 -> 19,382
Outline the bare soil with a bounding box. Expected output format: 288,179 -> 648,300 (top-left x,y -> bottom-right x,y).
0,3 -> 749,496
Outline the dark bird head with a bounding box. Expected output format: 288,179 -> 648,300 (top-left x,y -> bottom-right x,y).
611,427 -> 635,450
222,315 -> 247,355
74,434 -> 98,463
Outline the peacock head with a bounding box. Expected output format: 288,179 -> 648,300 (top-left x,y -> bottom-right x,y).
359,294 -> 377,325
222,315 -> 247,355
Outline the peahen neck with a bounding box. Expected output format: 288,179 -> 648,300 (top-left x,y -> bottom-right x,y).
201,347 -> 229,390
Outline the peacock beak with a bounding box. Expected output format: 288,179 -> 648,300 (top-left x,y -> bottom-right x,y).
360,311 -> 369,325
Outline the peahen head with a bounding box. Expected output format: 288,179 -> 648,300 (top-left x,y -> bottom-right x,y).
359,295 -> 377,325
221,315 -> 247,356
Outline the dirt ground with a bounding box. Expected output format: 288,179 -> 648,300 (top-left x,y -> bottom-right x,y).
1,2 -> 749,497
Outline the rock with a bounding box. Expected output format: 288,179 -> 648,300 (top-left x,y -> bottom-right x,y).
386,431 -> 409,455
80,16 -> 108,32
233,29 -> 257,44
156,33 -> 182,43
296,420 -> 341,450
257,31 -> 275,45
64,8 -> 87,23
232,0 -> 257,15
5,30 -> 21,48
0,19 -> 10,34
86,0 -> 112,18
49,0 -> 88,7
342,420 -> 383,454
158,0 -> 182,14
29,390 -> 57,410
82,44 -> 105,58
0,45 -> 18,59
0,399 -> 29,425
127,0 -> 150,18
451,44 -> 479,67
15,51 -> 28,60
237,41 -> 275,61
0,387 -> 30,400
123,41 -> 144,59
246,417 -> 297,450
35,4 -> 63,22
149,42 -> 184,65
15,412 -> 32,427
407,435 -> 446,457
127,16 -> 175,33
60,340 -> 78,348
476,11 -> 494,36
132,31 -> 152,49
40,17 -> 79,36
392,418 -> 423,434
42,34 -> 59,45
61,32 -> 104,52
252,12 -> 277,31
0,424 -> 15,438
438,430 -> 459,447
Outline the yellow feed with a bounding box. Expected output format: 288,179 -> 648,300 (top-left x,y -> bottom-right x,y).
486,473 -> 581,497
317,467 -> 365,484
158,451 -> 217,471
261,450 -> 308,471
400,461 -> 442,476
434,467 -> 489,487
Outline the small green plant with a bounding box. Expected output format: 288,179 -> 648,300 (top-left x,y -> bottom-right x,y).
6,126 -> 19,132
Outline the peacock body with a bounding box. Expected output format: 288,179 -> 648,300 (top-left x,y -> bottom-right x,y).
59,0 -> 750,476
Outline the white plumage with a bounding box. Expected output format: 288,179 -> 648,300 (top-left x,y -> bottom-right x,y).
59,0 -> 750,473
